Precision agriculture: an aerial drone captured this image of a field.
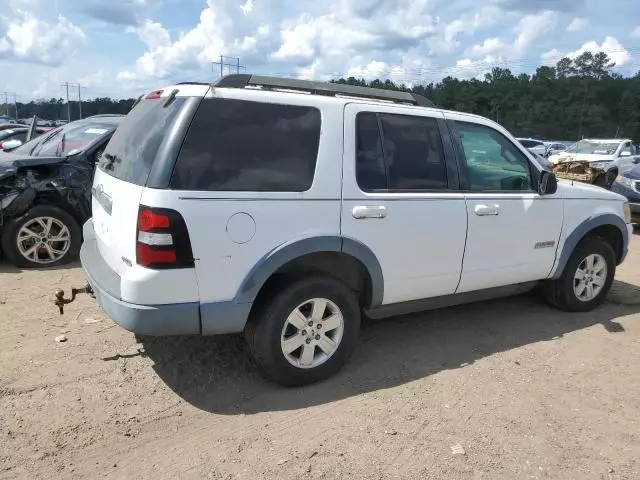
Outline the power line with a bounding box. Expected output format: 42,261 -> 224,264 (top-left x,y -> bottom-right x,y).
61,82 -> 87,120
211,55 -> 246,78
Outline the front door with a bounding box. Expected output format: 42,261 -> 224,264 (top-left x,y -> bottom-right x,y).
341,103 -> 467,305
445,114 -> 564,293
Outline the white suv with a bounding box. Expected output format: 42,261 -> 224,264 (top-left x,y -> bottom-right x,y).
71,75 -> 632,386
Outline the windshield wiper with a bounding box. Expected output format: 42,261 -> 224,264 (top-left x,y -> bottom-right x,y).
101,153 -> 122,171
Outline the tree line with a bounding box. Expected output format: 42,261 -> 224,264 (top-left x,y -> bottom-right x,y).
3,52 -> 639,141
332,52 -> 640,141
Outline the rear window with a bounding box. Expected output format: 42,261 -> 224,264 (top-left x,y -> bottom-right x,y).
99,98 -> 186,185
171,98 -> 321,192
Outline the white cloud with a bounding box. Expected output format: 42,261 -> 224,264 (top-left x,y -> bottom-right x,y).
468,37 -> 505,57
566,36 -> 631,67
513,10 -> 557,56
631,26 -> 640,38
126,19 -> 171,50
240,0 -> 254,16
567,18 -> 588,31
541,37 -> 631,68
0,10 -> 86,65
465,10 -> 556,62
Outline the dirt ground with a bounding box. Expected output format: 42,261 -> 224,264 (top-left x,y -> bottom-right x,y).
1,237 -> 640,480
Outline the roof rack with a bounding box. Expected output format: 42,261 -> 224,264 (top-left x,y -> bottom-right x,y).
176,81 -> 211,86
213,74 -> 435,107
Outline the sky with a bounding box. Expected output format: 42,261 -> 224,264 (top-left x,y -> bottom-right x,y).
1,0 -> 639,101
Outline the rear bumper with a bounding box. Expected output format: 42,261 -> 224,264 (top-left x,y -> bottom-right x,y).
80,218 -> 251,336
81,234 -> 201,335
80,217 -> 201,335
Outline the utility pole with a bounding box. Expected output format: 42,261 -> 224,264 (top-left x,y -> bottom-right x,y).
211,55 -> 246,78
76,84 -> 87,119
12,94 -> 18,119
62,82 -> 71,122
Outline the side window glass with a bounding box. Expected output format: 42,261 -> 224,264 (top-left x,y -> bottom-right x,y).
455,121 -> 533,191
379,113 -> 448,190
172,99 -> 321,192
355,113 -> 386,191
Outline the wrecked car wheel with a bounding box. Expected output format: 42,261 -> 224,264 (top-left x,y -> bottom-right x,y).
1,205 -> 81,268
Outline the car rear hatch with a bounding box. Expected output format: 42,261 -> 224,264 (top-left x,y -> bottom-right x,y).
91,87 -> 206,277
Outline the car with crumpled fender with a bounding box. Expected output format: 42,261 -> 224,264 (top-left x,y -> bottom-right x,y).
0,115 -> 122,268
548,138 -> 638,188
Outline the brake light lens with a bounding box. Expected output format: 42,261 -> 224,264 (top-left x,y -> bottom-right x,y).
138,208 -> 170,230
136,205 -> 194,269
145,90 -> 163,99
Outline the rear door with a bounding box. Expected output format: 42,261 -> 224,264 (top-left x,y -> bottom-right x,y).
341,103 -> 467,305
92,93 -> 195,276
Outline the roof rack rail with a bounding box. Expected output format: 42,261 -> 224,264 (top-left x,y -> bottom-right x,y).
213,74 -> 434,107
176,81 -> 210,85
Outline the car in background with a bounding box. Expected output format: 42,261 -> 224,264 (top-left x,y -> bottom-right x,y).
611,157 -> 640,223
0,115 -> 123,268
516,138 -> 548,157
0,127 -> 52,152
545,141 -> 570,156
0,123 -> 25,132
549,138 -> 638,188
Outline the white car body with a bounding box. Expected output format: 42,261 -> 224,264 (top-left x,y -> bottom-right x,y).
76,76 -> 632,383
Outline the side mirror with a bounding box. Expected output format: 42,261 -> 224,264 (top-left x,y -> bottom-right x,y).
620,151 -> 631,157
539,170 -> 558,195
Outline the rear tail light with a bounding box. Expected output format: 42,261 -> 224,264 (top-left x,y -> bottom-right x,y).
136,206 -> 194,269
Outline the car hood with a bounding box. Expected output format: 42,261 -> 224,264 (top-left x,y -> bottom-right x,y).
557,178 -> 625,201
551,153 -> 615,164
0,152 -> 68,180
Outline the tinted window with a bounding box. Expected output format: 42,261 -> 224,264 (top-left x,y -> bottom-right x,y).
456,122 -> 533,191
172,99 -> 321,192
356,113 -> 387,191
379,113 -> 447,190
99,98 -> 185,185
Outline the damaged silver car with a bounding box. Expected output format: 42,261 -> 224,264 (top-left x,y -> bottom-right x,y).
0,115 -> 123,268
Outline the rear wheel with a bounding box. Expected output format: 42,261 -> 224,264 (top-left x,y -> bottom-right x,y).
245,276 -> 361,386
1,205 -> 81,268
543,236 -> 615,312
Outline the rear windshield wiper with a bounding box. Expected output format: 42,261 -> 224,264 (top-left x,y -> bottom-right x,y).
101,153 -> 122,171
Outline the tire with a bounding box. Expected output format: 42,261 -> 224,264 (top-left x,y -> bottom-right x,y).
595,170 -> 616,189
244,275 -> 361,386
1,205 -> 81,268
542,236 -> 615,312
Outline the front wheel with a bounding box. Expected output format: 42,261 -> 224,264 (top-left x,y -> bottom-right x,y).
543,236 -> 615,312
245,276 -> 361,386
1,205 -> 81,268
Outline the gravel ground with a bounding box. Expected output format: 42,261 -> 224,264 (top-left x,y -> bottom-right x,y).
1,235 -> 640,479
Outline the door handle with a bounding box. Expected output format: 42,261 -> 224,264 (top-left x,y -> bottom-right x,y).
352,205 -> 387,219
474,204 -> 500,216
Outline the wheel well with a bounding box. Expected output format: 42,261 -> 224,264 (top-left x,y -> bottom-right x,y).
585,224 -> 623,263
34,192 -> 86,228
252,252 -> 372,311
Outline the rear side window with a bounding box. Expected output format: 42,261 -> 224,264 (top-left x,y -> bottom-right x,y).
355,112 -> 448,191
171,98 -> 321,192
99,98 -> 186,185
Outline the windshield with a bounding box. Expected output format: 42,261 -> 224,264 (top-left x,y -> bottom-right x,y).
12,121 -> 116,157
566,140 -> 620,155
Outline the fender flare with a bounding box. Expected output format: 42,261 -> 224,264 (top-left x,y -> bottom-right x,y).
550,213 -> 629,279
234,236 -> 384,308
